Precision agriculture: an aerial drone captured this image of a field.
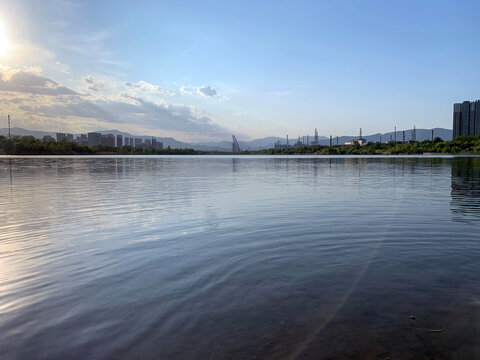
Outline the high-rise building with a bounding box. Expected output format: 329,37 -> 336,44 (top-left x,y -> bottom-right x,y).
101,134 -> 115,147
56,133 -> 74,142
79,134 -> 88,145
75,134 -> 86,145
134,138 -> 143,148
116,135 -> 123,147
56,133 -> 66,142
453,100 -> 480,138
88,132 -> 102,146
152,138 -> 163,149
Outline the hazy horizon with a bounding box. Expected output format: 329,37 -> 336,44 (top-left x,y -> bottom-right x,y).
0,125 -> 453,145
0,1 -> 478,142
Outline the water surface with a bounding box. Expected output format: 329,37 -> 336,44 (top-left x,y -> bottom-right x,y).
1,156 -> 480,359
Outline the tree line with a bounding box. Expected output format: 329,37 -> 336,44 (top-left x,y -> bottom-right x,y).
247,136 -> 480,155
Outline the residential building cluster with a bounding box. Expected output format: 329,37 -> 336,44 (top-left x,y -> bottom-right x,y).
46,132 -> 163,149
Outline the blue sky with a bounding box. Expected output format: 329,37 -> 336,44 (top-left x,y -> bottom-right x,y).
0,0 -> 479,141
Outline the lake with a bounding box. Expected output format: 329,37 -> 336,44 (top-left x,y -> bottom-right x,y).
1,155 -> 480,359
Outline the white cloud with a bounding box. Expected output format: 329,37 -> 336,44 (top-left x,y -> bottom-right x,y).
125,80 -> 175,96
0,66 -> 78,96
84,76 -> 104,92
180,85 -> 193,95
180,84 -> 218,98
24,66 -> 43,74
197,85 -> 217,97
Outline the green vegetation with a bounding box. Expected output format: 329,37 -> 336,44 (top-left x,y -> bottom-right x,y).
247,136 -> 480,155
0,136 -> 199,155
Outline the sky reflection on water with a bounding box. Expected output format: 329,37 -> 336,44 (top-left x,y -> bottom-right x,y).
1,156 -> 480,359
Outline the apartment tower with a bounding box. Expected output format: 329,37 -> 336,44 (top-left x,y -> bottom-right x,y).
453,100 -> 480,138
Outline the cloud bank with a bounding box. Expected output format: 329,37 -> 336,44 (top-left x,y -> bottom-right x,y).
0,66 -> 229,140
0,67 -> 78,96
125,80 -> 175,96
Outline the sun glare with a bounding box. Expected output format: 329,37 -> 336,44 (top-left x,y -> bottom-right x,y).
0,19 -> 10,56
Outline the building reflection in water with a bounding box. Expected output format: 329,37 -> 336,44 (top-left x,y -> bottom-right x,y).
451,157 -> 480,224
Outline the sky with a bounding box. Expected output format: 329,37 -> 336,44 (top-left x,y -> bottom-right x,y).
0,0 -> 479,142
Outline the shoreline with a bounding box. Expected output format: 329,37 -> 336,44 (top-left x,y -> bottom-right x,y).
2,153 -> 480,159
2,134 -> 480,156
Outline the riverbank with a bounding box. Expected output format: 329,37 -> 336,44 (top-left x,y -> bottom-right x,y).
2,134 -> 480,156
0,135 -> 213,155
246,135 -> 480,155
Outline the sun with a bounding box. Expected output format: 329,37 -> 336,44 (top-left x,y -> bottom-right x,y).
0,19 -> 10,57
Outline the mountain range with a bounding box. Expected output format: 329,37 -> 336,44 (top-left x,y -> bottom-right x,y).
195,128 -> 453,149
1,127 -> 453,151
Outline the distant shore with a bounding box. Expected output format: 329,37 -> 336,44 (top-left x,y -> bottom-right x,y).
2,135 -> 480,156
245,136 -> 480,155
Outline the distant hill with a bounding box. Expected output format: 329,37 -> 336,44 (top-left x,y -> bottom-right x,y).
197,129 -> 452,149
196,135 -> 329,151
196,137 -> 285,151
0,127 -> 57,139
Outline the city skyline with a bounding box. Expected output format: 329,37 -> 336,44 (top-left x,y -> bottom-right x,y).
1,123 -> 453,152
53,131 -> 164,149
1,1 -> 480,142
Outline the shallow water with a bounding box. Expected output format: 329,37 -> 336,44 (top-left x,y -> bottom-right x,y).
1,156 -> 480,359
